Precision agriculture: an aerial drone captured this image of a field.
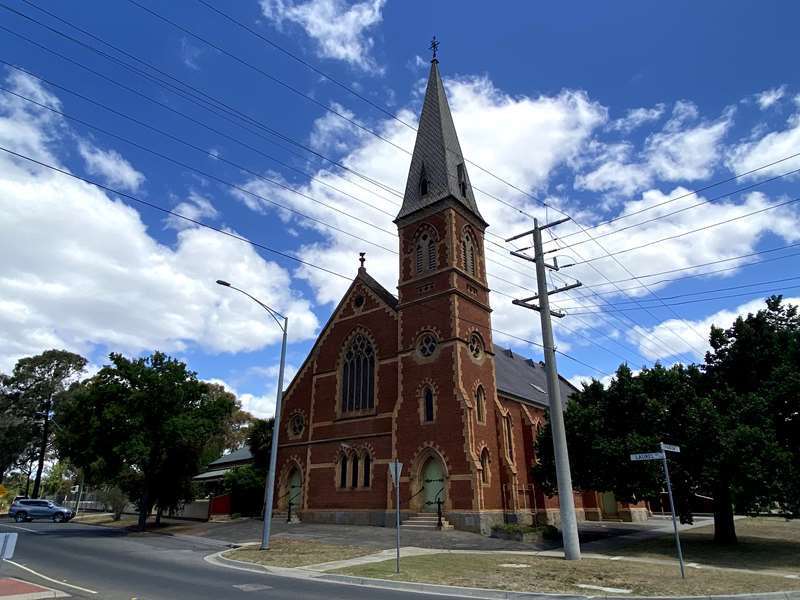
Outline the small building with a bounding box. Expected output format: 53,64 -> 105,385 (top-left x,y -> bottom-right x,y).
193,446 -> 254,493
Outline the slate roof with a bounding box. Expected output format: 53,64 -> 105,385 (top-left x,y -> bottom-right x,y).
358,268 -> 399,310
396,59 -> 485,224
494,346 -> 578,408
207,446 -> 253,468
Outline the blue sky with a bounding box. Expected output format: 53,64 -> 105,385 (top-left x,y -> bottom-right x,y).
1,0 -> 799,415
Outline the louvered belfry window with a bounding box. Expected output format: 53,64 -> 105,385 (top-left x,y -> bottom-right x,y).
341,333 -> 375,414
415,230 -> 437,274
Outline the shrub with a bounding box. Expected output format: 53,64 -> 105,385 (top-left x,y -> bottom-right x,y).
542,524 -> 561,541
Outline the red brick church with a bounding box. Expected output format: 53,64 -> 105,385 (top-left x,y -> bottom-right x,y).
274,56 -> 646,534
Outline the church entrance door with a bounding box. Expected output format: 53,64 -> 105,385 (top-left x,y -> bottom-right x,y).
287,468 -> 303,511
421,458 -> 444,513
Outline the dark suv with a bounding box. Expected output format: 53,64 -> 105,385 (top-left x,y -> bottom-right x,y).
9,499 -> 74,523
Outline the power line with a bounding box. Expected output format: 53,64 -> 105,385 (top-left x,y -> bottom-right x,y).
0,144 -> 611,376
1,0 -> 712,356
557,274 -> 800,311
571,196 -> 800,266
566,285 -> 800,315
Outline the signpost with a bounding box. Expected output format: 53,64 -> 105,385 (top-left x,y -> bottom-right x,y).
0,532 -> 17,575
388,461 -> 403,574
631,443 -> 685,579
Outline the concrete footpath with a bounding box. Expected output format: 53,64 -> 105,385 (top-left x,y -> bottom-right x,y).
0,577 -> 68,599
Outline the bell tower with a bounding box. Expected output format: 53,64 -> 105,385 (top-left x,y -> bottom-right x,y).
393,50 -> 502,527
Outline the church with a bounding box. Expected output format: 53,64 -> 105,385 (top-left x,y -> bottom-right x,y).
273,54 -> 647,534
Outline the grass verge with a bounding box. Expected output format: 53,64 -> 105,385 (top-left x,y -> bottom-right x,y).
334,552 -> 800,596
615,516 -> 800,572
225,538 -> 377,568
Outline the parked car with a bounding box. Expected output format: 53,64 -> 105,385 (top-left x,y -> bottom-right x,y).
9,498 -> 74,523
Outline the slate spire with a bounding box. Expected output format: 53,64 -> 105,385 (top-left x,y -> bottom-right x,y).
395,57 -> 485,224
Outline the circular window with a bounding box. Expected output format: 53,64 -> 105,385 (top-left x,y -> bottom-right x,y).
354,295 -> 365,308
468,333 -> 484,359
289,413 -> 305,437
418,332 -> 438,357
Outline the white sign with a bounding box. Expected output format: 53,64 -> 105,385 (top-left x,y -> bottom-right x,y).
0,533 -> 17,559
630,452 -> 665,461
388,461 -> 403,485
661,443 -> 681,453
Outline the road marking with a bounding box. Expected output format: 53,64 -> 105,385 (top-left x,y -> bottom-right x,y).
233,583 -> 273,591
576,583 -> 632,594
6,560 -> 99,594
0,523 -> 42,534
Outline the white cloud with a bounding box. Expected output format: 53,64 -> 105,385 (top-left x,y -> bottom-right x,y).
755,85 -> 787,110
77,140 -> 146,192
576,101 -> 732,195
608,104 -> 665,133
628,296 -> 800,361
0,70 -> 320,372
726,112 -> 800,179
206,363 -> 299,418
180,37 -> 204,71
165,191 -> 218,230
260,0 -> 385,72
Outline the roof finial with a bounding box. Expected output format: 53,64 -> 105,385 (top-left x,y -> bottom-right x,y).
429,35 -> 439,62
359,252 -> 366,269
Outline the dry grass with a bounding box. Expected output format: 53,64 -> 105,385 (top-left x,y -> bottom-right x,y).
615,517 -> 800,572
226,538 -> 376,568
334,552 -> 800,596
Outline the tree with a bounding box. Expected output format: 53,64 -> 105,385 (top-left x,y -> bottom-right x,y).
55,352 -> 236,530
535,297 -> 799,545
5,350 -> 87,497
223,465 -> 265,516
247,417 -> 274,473
0,373 -> 37,484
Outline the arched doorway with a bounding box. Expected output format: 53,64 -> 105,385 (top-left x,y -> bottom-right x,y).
421,457 -> 445,513
287,467 -> 303,512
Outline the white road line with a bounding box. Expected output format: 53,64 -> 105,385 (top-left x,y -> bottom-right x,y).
6,560 -> 98,594
0,522 -> 42,534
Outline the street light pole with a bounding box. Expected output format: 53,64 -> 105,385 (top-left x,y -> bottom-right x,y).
216,280 -> 288,551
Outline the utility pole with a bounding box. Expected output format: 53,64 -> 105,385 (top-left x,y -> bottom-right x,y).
506,217 -> 582,560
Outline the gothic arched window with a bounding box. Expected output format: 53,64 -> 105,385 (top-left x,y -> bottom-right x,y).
415,227 -> 437,274
422,386 -> 435,423
362,453 -> 371,487
339,454 -> 348,489
475,385 -> 486,424
419,164 -> 429,196
462,231 -> 477,276
351,454 -> 360,488
480,448 -> 490,484
341,333 -> 375,414
457,162 -> 467,198
505,416 -> 515,462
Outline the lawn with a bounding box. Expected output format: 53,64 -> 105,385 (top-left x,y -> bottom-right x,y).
225,538 -> 377,569
615,517 -> 800,572
334,552 -> 800,596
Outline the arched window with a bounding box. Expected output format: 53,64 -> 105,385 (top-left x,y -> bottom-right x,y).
423,386 -> 435,422
461,231 -> 476,276
339,454 -> 348,489
341,333 -> 375,414
351,454 -> 359,488
505,416 -> 515,462
414,228 -> 437,274
419,164 -> 429,196
457,162 -> 467,197
362,453 -> 371,487
480,448 -> 490,484
475,385 -> 486,424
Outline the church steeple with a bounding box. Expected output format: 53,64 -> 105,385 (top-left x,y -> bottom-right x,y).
395,56 -> 485,225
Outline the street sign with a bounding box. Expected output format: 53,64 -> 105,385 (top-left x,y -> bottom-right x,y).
661,443 -> 681,453
630,452 -> 665,461
0,533 -> 17,560
388,461 -> 403,485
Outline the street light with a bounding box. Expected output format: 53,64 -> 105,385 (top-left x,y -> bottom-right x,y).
216,279 -> 288,551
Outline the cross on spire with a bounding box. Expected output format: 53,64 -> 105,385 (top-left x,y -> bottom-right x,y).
359,252 -> 366,269
429,36 -> 439,61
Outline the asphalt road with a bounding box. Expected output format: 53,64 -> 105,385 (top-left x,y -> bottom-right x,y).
0,518 -> 458,600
